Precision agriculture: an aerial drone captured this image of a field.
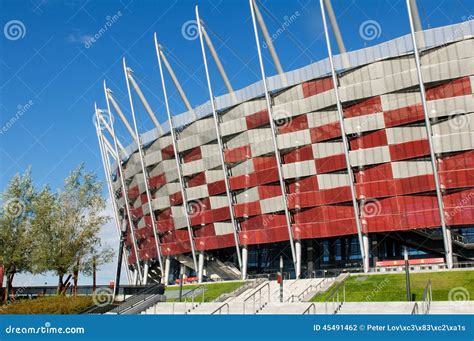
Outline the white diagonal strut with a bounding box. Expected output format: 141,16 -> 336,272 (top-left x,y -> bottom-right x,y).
122,58 -> 165,280
320,0 -> 369,273
158,46 -> 194,113
195,8 -> 243,271
154,33 -> 199,276
126,71 -> 164,135
406,0 -> 453,269
249,0 -> 297,275
102,85 -> 144,282
94,105 -> 132,285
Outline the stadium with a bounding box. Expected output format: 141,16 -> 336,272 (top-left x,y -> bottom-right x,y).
94,0 -> 474,290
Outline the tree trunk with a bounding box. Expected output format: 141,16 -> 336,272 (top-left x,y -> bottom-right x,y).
92,257 -> 97,294
73,258 -> 80,296
57,274 -> 63,295
5,269 -> 15,302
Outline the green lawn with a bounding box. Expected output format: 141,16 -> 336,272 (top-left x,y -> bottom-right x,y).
0,296 -> 94,314
312,270 -> 474,302
165,281 -> 244,302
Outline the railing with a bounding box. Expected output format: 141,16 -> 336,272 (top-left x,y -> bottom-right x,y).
215,278 -> 265,302
411,280 -> 432,315
111,284 -> 163,314
211,302 -> 230,315
411,302 -> 419,315
420,280 -> 432,314
324,281 -> 346,314
243,282 -> 270,314
302,303 -> 316,315
172,285 -> 205,314
288,278 -> 330,302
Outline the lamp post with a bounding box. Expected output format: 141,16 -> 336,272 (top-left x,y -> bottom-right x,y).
404,246 -> 411,301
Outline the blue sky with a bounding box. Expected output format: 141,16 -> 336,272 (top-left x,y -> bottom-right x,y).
0,0 -> 472,285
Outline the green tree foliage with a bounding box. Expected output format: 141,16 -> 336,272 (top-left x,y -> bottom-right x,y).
0,168 -> 36,301
29,164 -> 113,294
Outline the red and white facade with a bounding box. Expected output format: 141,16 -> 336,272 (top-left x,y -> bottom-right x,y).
97,18 -> 474,284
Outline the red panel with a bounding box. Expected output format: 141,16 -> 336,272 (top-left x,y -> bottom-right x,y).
208,180 -> 226,196
149,173 -> 167,189
240,226 -> 289,246
234,201 -> 261,218
169,191 -> 183,205
190,206 -> 230,225
293,219 -> 357,239
366,209 -> 441,232
288,176 -> 319,194
440,168 -> 474,189
128,186 -> 139,200
356,179 -> 398,199
246,109 -> 269,129
258,185 -> 282,199
130,206 -> 143,219
439,150 -> 474,171
426,77 -> 471,100
293,206 -> 354,224
240,214 -> 287,231
389,139 -> 429,161
183,147 -> 202,163
350,130 -> 388,150
139,247 -> 158,261
310,122 -> 341,142
188,172 -> 206,188
384,104 -> 424,127
157,219 -> 174,233
194,224 -> 216,237
288,186 -> 352,209
253,157 -> 277,171
315,154 -> 346,173
283,145 -> 313,164
396,174 -> 435,196
356,163 -> 393,183
344,96 -> 382,118
161,144 -> 174,160
302,77 -> 333,98
224,145 -> 251,163
278,114 -> 308,134
161,241 -> 192,256
195,234 -> 236,251
140,193 -> 148,204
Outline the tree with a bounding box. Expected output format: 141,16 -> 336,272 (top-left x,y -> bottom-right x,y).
31,164 -> 113,294
0,169 -> 36,302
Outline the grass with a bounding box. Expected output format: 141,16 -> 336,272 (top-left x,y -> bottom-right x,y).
312,270 -> 474,302
0,296 -> 94,314
165,281 -> 244,302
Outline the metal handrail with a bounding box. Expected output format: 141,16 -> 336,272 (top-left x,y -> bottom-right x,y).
171,285 -> 205,315
211,302 -> 230,315
411,302 -> 419,314
302,303 -> 316,315
291,278 -> 329,302
420,280 -> 432,314
112,284 -> 162,314
324,281 -> 346,314
243,282 -> 270,314
184,285 -> 205,314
